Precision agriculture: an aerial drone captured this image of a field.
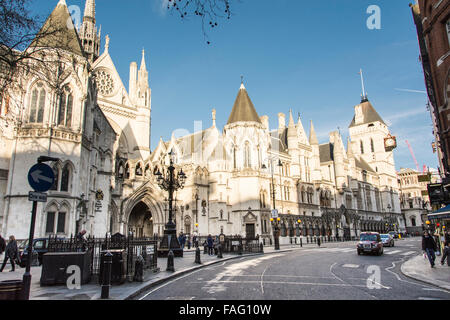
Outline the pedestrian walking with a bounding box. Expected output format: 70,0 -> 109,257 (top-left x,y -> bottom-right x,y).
445,230 -> 450,244
317,237 -> 321,247
0,234 -> 6,255
422,230 -> 438,268
0,235 -> 18,272
207,234 -> 214,256
441,241 -> 450,267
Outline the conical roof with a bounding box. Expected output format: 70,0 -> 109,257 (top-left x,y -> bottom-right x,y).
349,99 -> 386,128
29,0 -> 84,56
227,83 -> 261,125
309,120 -> 318,145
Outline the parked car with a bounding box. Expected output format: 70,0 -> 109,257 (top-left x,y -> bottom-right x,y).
380,234 -> 395,247
388,231 -> 399,239
357,232 -> 383,256
18,237 -> 63,267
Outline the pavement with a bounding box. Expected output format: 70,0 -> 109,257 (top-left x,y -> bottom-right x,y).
0,239 -> 448,300
400,250 -> 450,291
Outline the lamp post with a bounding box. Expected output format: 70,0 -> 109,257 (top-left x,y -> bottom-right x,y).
387,204 -> 392,231
155,151 -> 187,257
262,157 -> 282,250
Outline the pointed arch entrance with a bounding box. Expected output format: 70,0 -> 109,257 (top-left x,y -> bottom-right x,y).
128,202 -> 153,237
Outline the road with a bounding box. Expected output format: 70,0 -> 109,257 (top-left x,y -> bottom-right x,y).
137,238 -> 450,300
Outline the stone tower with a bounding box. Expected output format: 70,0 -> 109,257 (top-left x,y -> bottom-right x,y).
79,0 -> 101,62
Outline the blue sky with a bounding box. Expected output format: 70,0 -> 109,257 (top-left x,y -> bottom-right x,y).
33,0 -> 437,171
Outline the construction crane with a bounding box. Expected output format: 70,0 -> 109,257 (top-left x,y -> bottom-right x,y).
405,140 -> 420,172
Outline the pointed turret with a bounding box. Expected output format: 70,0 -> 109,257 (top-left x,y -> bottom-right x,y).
140,48 -> 147,71
287,109 -> 296,137
30,0 -> 84,56
227,82 -> 262,125
309,120 -> 319,145
84,0 -> 95,20
80,0 -> 100,61
296,113 -> 308,144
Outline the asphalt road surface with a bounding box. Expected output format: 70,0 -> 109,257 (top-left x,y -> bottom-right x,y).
137,238 -> 450,300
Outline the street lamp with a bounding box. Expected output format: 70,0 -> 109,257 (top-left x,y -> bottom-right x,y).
387,204 -> 392,231
262,157 -> 283,250
155,151 -> 187,257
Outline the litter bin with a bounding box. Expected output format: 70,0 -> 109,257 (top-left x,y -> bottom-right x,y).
99,249 -> 126,285
0,280 -> 23,300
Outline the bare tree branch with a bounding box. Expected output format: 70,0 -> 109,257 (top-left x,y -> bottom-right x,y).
165,0 -> 236,44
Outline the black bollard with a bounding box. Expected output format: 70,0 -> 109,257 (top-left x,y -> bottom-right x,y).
203,244 -> 207,254
166,250 -> 175,272
300,237 -> 303,247
195,247 -> 201,264
101,251 -> 113,299
238,244 -> 243,255
217,244 -> 223,258
307,237 -> 309,244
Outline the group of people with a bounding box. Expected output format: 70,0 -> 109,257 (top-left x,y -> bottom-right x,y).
422,230 -> 450,268
0,234 -> 19,272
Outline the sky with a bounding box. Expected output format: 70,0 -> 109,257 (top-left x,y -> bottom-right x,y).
31,0 -> 437,171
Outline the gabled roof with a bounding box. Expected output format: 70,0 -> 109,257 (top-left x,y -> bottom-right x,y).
227,83 -> 261,125
319,143 -> 334,163
29,0 -> 85,57
349,100 -> 386,128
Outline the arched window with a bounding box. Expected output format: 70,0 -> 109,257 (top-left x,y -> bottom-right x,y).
233,146 -> 237,169
360,140 -> 364,154
57,86 -> 73,127
135,163 -> 143,176
60,163 -> 71,192
29,83 -> 46,123
244,142 -> 251,168
370,138 -> 375,153
50,164 -> 59,191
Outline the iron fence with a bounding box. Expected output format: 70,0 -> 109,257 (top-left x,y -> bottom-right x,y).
47,234 -> 158,282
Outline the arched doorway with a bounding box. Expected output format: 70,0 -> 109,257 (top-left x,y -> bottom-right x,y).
128,202 -> 153,237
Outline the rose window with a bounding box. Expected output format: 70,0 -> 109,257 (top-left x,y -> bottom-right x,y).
95,70 -> 115,96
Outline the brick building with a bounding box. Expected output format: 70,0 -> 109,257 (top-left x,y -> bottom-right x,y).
410,0 -> 450,177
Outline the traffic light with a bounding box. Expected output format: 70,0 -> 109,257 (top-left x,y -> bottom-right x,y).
427,183 -> 445,204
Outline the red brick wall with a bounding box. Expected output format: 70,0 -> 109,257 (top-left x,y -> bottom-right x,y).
418,0 -> 450,172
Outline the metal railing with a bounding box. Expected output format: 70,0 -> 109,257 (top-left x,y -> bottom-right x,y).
47,234 -> 158,282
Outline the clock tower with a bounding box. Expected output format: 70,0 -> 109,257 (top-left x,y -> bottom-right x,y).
348,97 -> 400,213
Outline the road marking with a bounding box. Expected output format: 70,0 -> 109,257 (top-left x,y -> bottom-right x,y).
400,251 -> 416,256
384,250 -> 401,255
342,264 -> 359,268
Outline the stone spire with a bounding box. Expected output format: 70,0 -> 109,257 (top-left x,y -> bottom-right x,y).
84,0 -> 95,20
80,0 -> 100,61
227,82 -> 261,125
309,120 -> 319,145
140,48 -> 147,71
287,109 -> 296,137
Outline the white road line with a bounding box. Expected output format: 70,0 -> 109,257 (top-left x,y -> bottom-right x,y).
384,250 -> 401,255
400,251 -> 416,256
342,264 -> 359,268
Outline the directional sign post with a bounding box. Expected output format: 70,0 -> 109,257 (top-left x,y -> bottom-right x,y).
22,158 -> 57,300
27,163 -> 55,192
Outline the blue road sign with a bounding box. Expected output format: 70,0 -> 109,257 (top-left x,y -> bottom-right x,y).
28,163 -> 55,192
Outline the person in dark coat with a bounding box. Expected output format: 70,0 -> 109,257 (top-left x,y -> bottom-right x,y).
422,230 -> 437,268
440,241 -> 449,266
207,234 -> 214,256
0,235 -> 18,272
0,235 -> 6,255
